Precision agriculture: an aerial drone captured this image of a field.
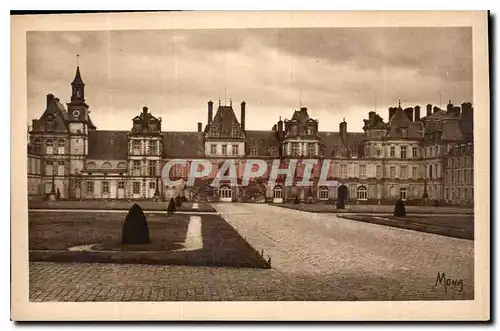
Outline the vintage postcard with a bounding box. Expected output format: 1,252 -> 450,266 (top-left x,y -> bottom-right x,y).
11,11 -> 490,321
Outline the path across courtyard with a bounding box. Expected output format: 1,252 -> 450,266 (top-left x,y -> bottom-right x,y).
29,203 -> 474,301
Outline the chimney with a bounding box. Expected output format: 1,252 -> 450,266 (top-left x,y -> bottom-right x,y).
32,119 -> 37,128
300,107 -> 307,112
339,119 -> 347,142
241,101 -> 246,131
142,106 -> 148,114
46,93 -> 54,107
461,102 -> 474,134
414,106 -> 421,121
426,104 -> 432,117
197,122 -> 202,132
272,124 -> 277,131
277,116 -> 284,139
208,100 -> 213,125
404,107 -> 414,121
433,106 -> 440,113
388,107 -> 397,120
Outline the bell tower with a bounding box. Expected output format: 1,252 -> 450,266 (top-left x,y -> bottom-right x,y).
71,55 -> 85,103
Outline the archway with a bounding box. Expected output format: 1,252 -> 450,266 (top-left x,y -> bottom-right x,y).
273,185 -> 283,203
219,186 -> 232,202
337,185 -> 348,209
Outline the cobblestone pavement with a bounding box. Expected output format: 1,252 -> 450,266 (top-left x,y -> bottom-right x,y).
29,204 -> 474,301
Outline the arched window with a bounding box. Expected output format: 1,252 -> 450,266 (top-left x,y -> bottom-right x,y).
319,186 -> 329,200
117,162 -> 127,168
45,139 -> 53,154
219,186 -> 232,199
102,162 -> 112,169
33,138 -> 41,153
357,186 -> 368,200
273,186 -> 283,199
57,139 -> 65,154
87,162 -> 96,169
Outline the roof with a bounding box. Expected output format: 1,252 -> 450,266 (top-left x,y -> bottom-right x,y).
319,131 -> 364,156
290,108 -> 310,124
245,130 -> 280,156
386,108 -> 422,139
88,130 -> 128,160
211,105 -> 241,128
163,132 -> 205,158
31,96 -> 70,133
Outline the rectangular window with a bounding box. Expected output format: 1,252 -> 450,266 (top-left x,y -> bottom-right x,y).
376,148 -> 381,157
231,127 -> 239,138
133,140 -> 141,154
87,182 -> 94,194
118,181 -> 125,189
149,182 -> 156,189
412,147 -> 418,158
57,161 -> 65,176
133,160 -> 141,176
101,181 -> 109,193
400,166 -> 407,179
250,146 -> 258,156
390,167 -> 396,179
376,165 -> 381,178
290,143 -> 299,157
148,160 -> 157,177
148,141 -> 156,156
307,143 -> 315,157
390,146 -> 395,157
232,145 -> 239,155
400,146 -> 407,159
210,144 -> 217,155
359,165 -> 367,179
45,161 -> 53,175
210,126 -> 219,137
270,147 -> 279,157
222,144 -> 227,155
133,182 -> 140,194
412,166 -> 418,179
400,188 -> 407,201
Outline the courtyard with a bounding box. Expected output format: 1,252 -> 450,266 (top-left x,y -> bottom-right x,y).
29,203 -> 474,301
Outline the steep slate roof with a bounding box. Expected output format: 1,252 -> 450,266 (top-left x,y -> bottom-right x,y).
319,131 -> 364,156
386,108 -> 422,139
245,130 -> 280,156
88,130 -> 128,160
31,97 -> 70,133
212,105 -> 241,127
163,132 -> 205,158
290,108 -> 310,123
72,66 -> 84,85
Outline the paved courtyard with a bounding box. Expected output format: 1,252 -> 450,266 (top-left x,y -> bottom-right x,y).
29,203 -> 474,301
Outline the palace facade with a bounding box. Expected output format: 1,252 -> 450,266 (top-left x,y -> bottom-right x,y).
27,65 -> 474,205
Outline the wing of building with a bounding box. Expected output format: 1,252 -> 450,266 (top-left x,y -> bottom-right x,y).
27,66 -> 474,206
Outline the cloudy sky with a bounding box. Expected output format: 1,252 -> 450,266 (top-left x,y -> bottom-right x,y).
27,27 -> 472,132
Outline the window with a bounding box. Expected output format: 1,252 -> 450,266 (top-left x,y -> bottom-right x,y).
33,139 -> 41,153
319,186 -> 329,200
357,186 -> 368,200
400,146 -> 407,159
45,121 -> 54,131
102,162 -> 112,169
376,148 -> 381,157
401,129 -> 408,137
133,182 -> 141,194
232,145 -> 239,155
45,161 -> 53,175
390,146 -> 395,157
133,140 -> 141,154
148,141 -> 156,156
210,144 -> 217,155
340,164 -> 347,179
319,146 -> 326,158
149,182 -> 156,189
307,143 -> 315,157
118,181 -> 125,189
101,181 -> 109,193
86,182 -> 94,194
429,165 -> 433,179
376,165 -> 381,178
290,125 -> 298,135
412,147 -> 418,158
400,188 -> 407,201
306,127 -> 313,135
57,139 -> 65,154
133,160 -> 141,176
400,166 -> 407,179
210,126 -> 218,137
291,143 -> 299,157
222,144 -> 228,155
173,164 -> 185,178
250,146 -> 258,156
390,166 -> 396,179
270,147 -> 279,157
231,127 -> 239,138
458,170 -> 463,183
434,146 -> 439,156
46,139 -> 53,154
273,186 -> 283,199
412,166 -> 418,179
219,186 -> 232,199
359,165 -> 367,179
57,161 -> 65,175
148,160 -> 157,177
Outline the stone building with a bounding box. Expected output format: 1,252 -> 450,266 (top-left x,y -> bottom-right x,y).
27,65 -> 474,205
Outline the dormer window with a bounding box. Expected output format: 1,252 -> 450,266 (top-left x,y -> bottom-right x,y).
45,120 -> 54,132
250,146 -> 258,156
290,125 -> 298,135
270,147 -> 279,157
306,127 -> 314,135
210,126 -> 219,137
401,129 -> 408,137
133,123 -> 141,132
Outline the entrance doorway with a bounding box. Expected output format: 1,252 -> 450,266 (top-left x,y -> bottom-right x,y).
219,186 -> 232,202
273,185 -> 283,203
337,184 -> 348,209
